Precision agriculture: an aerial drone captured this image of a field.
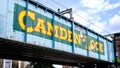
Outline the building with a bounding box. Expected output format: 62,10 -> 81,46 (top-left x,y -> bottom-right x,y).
0,59 -> 29,68
105,33 -> 120,67
114,33 -> 120,66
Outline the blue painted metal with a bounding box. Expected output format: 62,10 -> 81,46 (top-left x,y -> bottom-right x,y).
97,36 -> 100,60
86,29 -> 89,57
24,0 -> 29,43
36,3 -> 38,8
0,0 -> 115,63
72,21 -> 74,53
52,13 -> 55,48
112,41 -> 115,62
26,0 -> 113,43
107,40 -> 110,61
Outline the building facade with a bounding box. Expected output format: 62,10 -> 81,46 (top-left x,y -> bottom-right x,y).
114,33 -> 120,66
0,59 -> 28,68
105,33 -> 120,67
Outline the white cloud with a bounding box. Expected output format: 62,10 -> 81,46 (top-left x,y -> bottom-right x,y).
80,0 -> 104,9
74,10 -> 91,20
64,10 -> 90,26
110,15 -> 120,24
36,0 -> 120,35
78,0 -> 120,34
80,0 -> 105,14
103,2 -> 120,11
107,14 -> 120,33
72,10 -> 90,26
119,11 -> 120,14
80,0 -> 120,14
36,0 -> 65,11
89,22 -> 106,34
89,15 -> 101,21
64,9 -> 105,34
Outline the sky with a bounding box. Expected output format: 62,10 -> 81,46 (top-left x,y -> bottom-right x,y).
35,0 -> 120,35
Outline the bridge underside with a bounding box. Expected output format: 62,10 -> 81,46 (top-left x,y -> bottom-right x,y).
0,37 -> 112,66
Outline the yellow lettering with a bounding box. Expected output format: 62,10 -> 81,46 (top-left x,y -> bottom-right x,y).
54,25 -> 59,38
99,43 -> 104,53
34,18 -> 46,34
60,27 -> 67,40
18,10 -> 35,32
47,22 -> 53,36
94,42 -> 98,51
74,32 -> 81,45
84,35 -> 89,50
89,40 -> 94,50
68,30 -> 72,42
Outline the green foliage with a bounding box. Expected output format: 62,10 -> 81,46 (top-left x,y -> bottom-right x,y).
117,57 -> 120,63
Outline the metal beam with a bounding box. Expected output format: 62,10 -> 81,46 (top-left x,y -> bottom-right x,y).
58,8 -> 73,19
